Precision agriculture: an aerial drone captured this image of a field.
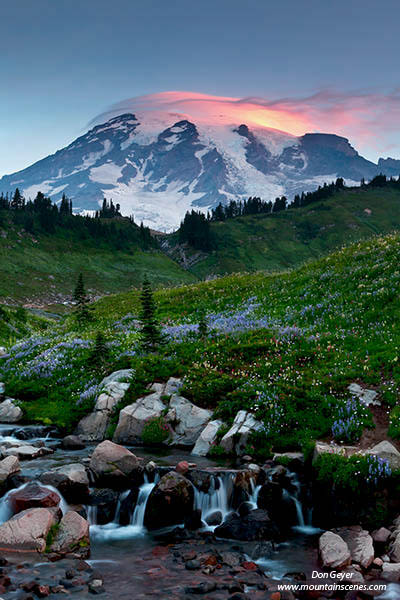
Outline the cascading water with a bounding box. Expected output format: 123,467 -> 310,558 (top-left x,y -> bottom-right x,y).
248,479 -> 261,510
194,473 -> 234,528
90,474 -> 158,541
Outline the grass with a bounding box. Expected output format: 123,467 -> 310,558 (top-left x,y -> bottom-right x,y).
1,231 -> 399,450
0,221 -> 196,304
168,187 -> 400,278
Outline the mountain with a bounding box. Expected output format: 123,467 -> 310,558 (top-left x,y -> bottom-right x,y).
0,108 -> 394,231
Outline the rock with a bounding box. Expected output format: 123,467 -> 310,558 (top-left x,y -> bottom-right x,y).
87,489 -> 119,525
176,461 -> 189,475
335,526 -> 374,569
75,369 -> 133,441
192,420 -> 223,456
89,441 -> 139,486
214,509 -> 278,541
0,455 -> 20,483
113,391 -> 166,444
0,507 -> 61,552
381,562 -> 400,582
88,578 -> 105,594
61,435 -> 85,450
4,445 -> 53,460
164,377 -> 182,396
0,348 -> 7,357
205,510 -> 223,526
166,395 -> 212,446
40,463 -> 89,504
220,411 -> 263,455
49,511 -> 90,558
313,441 -> 359,462
389,531 -> 400,562
144,471 -> 194,530
319,531 -> 351,569
8,482 -> 61,514
273,452 -> 304,471
0,382 -> 5,398
0,398 -> 23,423
348,383 -> 380,407
373,557 -> 383,567
372,527 -> 391,544
365,441 -> 400,470
184,508 -> 203,530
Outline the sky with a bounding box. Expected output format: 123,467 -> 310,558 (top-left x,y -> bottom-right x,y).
1,0 -> 400,174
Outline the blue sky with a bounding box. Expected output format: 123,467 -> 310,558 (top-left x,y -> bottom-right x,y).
1,0 -> 400,173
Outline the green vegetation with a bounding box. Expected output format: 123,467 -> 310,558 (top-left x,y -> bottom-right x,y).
169,186 -> 400,278
1,231 -> 400,450
141,416 -> 171,445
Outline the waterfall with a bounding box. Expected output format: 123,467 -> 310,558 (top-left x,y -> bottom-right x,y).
248,479 -> 261,509
194,473 -> 234,527
90,474 -> 157,541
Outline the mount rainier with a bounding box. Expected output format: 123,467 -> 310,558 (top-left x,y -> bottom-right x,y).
1,105 -> 399,231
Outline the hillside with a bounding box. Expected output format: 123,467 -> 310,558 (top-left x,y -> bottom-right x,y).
2,232 -> 399,456
0,215 -> 197,305
165,186 -> 400,277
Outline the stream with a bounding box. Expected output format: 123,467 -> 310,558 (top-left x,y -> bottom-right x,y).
0,424 -> 398,599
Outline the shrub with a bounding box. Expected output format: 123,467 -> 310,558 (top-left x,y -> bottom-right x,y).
331,398 -> 373,443
141,416 -> 171,446
389,406 -> 400,439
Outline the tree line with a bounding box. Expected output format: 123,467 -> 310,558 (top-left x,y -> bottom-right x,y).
178,175 -> 400,250
0,190 -> 154,250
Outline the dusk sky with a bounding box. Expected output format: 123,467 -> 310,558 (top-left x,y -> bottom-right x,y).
2,0 -> 400,174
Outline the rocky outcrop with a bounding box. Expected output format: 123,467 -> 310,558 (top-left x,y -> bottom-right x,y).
75,369 -> 133,441
113,390 -> 166,445
40,463 -> 89,503
214,509 -> 278,541
89,440 -> 140,487
220,411 -> 263,455
319,531 -> 351,569
192,420 -> 222,456
8,483 -> 60,515
336,526 -> 374,569
48,511 -> 90,558
0,399 -> 22,423
0,507 -> 61,552
166,396 -> 212,446
0,455 -> 20,483
144,471 -> 194,530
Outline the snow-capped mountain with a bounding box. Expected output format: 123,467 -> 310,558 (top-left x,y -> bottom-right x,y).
0,108 -> 392,231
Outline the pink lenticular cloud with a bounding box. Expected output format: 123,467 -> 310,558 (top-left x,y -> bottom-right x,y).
97,89 -> 400,161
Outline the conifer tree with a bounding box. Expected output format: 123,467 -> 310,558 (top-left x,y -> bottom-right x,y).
87,331 -> 109,372
139,277 -> 162,351
73,273 -> 92,326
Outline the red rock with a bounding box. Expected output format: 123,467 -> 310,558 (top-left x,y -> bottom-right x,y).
176,461 -> 190,475
242,561 -> 258,571
9,482 -> 60,514
203,554 -> 218,566
34,584 -> 50,597
270,593 -> 281,600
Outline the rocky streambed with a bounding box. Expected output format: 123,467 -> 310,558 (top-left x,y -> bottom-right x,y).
0,425 -> 398,599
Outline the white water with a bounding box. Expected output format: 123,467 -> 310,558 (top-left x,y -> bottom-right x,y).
90,475 -> 157,541
194,473 -> 234,527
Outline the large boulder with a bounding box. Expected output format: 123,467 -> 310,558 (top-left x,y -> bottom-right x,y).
49,511 -> 90,558
0,507 -> 61,552
336,526 -> 374,569
389,529 -> 400,562
89,440 -> 140,487
319,531 -> 351,569
0,456 -> 20,483
0,399 -> 23,423
366,441 -> 400,470
220,411 -> 263,455
75,369 -> 133,441
144,471 -> 194,530
166,395 -> 212,446
313,441 -> 359,462
113,391 -> 166,445
61,435 -> 85,450
214,509 -> 278,541
192,420 -> 223,456
39,463 -> 89,504
8,482 -> 60,514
